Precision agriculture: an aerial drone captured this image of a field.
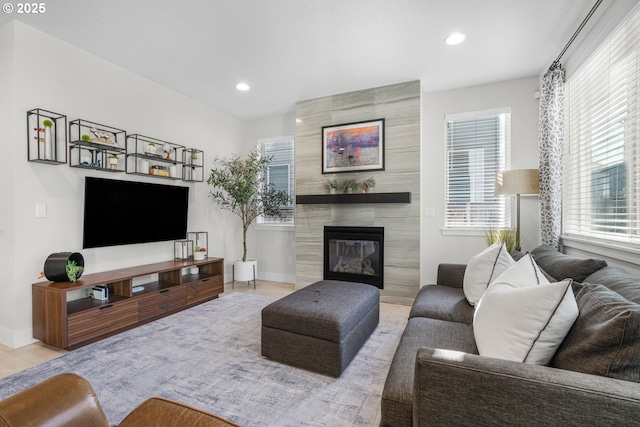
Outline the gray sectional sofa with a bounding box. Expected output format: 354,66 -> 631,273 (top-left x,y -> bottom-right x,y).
381,244 -> 640,426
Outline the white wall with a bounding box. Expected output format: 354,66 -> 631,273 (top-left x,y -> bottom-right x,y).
420,76 -> 542,285
1,21 -> 244,348
0,23 -> 17,345
242,113 -> 296,283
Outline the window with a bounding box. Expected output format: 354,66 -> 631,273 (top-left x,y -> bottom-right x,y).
564,4 -> 640,247
257,136 -> 294,225
444,108 -> 511,229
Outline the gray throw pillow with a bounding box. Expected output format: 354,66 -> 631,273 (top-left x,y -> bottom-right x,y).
551,282 -> 640,382
530,245 -> 607,282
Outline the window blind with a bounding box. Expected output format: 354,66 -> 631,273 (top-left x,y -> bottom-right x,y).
445,109 -> 511,229
258,138 -> 295,225
564,4 -> 640,246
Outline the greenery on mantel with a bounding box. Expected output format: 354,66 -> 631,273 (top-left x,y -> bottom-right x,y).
207,147 -> 292,262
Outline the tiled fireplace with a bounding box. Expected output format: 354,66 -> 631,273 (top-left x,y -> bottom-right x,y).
324,226 -> 384,288
294,80 -> 421,304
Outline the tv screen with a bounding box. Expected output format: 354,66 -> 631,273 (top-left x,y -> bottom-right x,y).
83,177 -> 189,249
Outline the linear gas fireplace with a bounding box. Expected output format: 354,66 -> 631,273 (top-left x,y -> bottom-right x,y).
324,226 -> 384,289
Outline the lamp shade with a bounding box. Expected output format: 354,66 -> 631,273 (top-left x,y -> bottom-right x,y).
495,169 -> 540,196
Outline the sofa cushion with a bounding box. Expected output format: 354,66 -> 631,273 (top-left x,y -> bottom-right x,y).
531,244 -> 607,282
474,278 -> 578,365
584,265 -> 640,304
463,243 -> 514,306
380,317 -> 477,427
409,285 -> 474,324
551,282 -> 640,382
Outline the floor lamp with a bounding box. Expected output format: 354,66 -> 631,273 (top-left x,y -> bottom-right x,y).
495,169 -> 540,250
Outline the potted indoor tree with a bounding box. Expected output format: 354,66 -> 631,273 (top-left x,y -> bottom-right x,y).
207,147 -> 291,282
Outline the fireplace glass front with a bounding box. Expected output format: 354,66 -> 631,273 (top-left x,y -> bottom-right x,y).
324,226 -> 384,288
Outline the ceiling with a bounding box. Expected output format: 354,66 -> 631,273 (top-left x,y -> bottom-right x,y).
1,0 -> 597,121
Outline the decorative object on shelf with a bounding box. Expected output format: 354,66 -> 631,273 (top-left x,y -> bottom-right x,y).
145,142 -> 158,156
194,247 -> 206,261
69,119 -> 126,171
188,231 -> 208,258
341,178 -> 359,194
324,179 -> 338,194
149,165 -> 169,176
163,143 -> 174,160
174,240 -> 194,260
207,148 -> 291,281
90,128 -> 116,145
42,252 -> 84,282
107,154 -> 119,170
322,118 -> 385,174
126,135 -> 185,178
362,177 -> 376,193
139,159 -> 150,174
27,108 -> 68,164
43,119 -> 53,160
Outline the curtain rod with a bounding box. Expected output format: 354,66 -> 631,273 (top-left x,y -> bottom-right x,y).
548,0 -> 603,72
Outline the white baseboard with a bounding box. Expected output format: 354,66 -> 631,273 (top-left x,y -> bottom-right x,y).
0,326 -> 37,349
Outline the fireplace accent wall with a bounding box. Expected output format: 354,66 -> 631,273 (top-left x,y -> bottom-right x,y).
324,226 -> 384,289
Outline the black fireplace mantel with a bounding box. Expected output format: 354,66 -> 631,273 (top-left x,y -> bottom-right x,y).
296,192 -> 411,205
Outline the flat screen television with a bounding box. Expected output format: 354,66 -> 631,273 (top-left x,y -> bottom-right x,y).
83,177 -> 189,249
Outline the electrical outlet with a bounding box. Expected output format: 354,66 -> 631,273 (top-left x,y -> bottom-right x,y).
424,208 -> 435,217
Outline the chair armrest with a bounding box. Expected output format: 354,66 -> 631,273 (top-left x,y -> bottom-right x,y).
0,373 -> 112,427
118,397 -> 240,427
413,347 -> 640,427
436,264 -> 466,288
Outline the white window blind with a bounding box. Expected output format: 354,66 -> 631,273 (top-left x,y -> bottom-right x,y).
445,109 -> 511,229
257,137 -> 295,225
564,4 -> 640,247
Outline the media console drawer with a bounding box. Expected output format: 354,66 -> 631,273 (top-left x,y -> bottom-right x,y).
67,299 -> 138,347
138,287 -> 187,321
187,276 -> 223,305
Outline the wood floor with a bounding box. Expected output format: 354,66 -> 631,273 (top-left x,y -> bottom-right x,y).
0,280 -> 410,379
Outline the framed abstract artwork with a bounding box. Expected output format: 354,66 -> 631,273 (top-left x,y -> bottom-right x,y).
321,118 -> 385,174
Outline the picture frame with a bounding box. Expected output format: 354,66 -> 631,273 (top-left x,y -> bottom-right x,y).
322,118 -> 385,174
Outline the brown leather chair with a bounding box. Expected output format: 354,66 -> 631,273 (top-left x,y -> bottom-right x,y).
0,373 -> 240,427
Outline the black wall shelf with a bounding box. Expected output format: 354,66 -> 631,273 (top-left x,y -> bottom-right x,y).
296,192 -> 411,205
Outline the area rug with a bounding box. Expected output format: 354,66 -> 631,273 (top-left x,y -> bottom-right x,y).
0,293 -> 407,426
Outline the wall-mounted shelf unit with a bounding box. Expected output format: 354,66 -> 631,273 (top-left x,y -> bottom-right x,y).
126,134 -> 184,179
296,192 -> 411,204
69,119 -> 126,172
183,148 -> 204,182
32,257 -> 224,350
27,108 -> 68,165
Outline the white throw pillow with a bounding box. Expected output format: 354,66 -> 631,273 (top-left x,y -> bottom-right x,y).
463,242 -> 514,306
490,253 -> 550,288
473,279 -> 578,365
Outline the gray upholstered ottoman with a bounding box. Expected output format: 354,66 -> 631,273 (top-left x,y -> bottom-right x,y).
261,280 -> 380,377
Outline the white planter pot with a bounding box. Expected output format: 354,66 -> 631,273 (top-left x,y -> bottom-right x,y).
234,259 -> 257,282
194,251 -> 206,261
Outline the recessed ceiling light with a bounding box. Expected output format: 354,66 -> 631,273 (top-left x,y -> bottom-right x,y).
445,33 -> 466,45
236,82 -> 250,91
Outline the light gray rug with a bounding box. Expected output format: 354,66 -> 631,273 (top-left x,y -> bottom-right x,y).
0,293 -> 407,426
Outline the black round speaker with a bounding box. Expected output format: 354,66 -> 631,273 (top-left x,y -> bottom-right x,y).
43,252 -> 84,282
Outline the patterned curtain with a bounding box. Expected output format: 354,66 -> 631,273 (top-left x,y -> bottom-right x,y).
538,66 -> 565,249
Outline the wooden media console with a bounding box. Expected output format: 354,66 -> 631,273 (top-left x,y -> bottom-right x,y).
32,257 -> 224,349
